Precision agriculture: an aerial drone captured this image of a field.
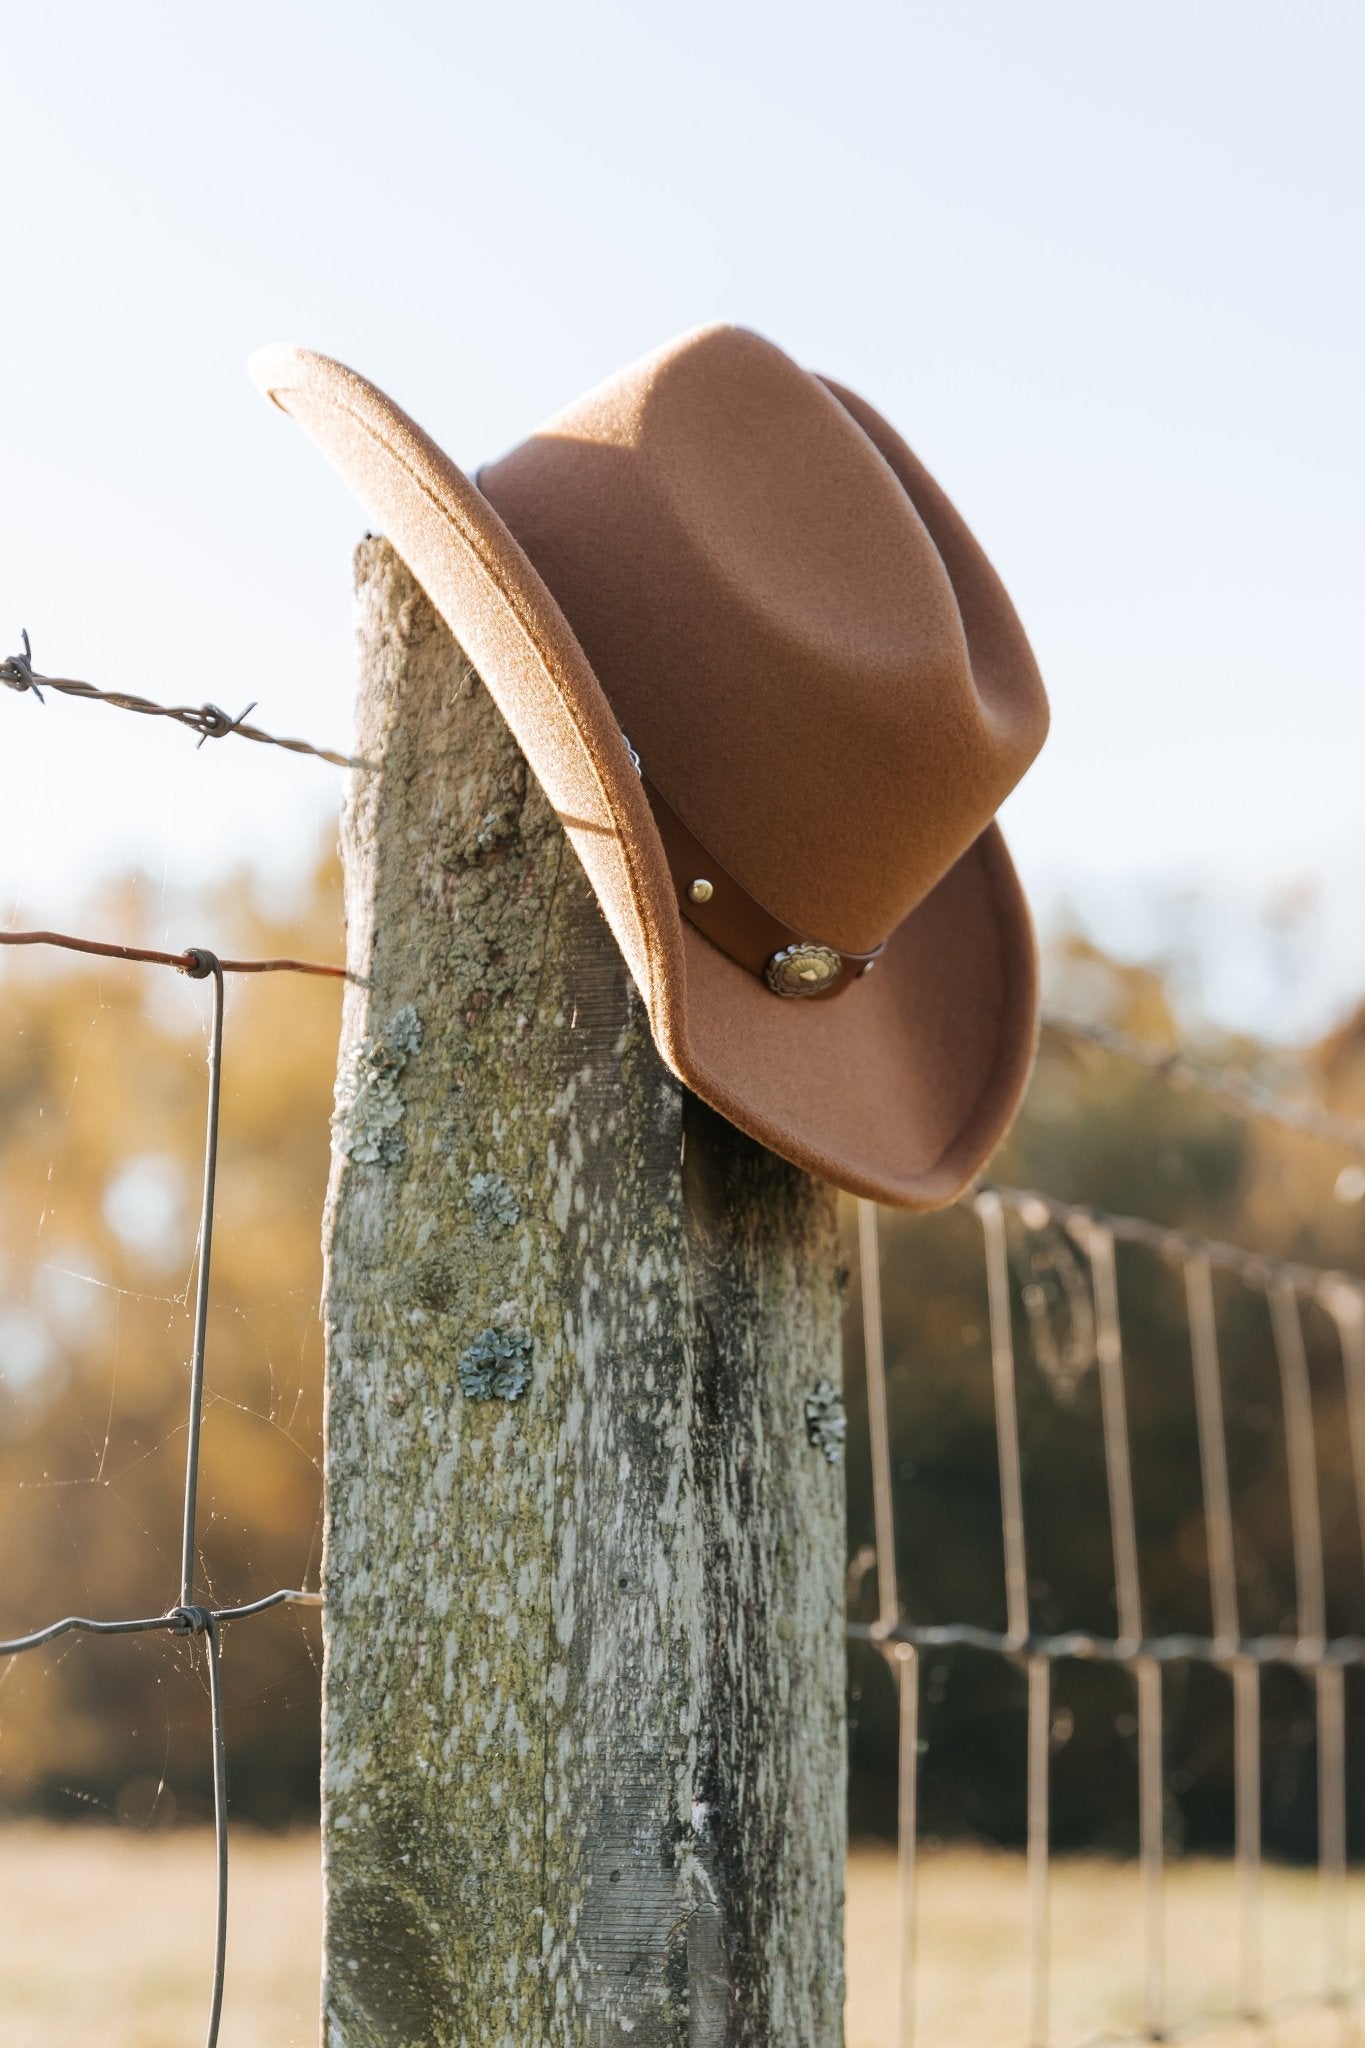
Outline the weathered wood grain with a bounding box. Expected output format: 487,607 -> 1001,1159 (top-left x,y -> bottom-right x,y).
321,539 -> 845,2046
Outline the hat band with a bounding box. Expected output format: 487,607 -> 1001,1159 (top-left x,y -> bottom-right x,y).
634,760 -> 884,1000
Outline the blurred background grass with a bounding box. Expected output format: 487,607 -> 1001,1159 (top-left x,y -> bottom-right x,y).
2,1833 -> 1361,2046
1,854 -> 1363,2039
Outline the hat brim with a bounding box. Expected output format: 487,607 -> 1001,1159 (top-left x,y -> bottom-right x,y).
249,344 -> 1037,1209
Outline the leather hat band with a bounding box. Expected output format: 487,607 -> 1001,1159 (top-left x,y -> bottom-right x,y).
633,754 -> 885,1000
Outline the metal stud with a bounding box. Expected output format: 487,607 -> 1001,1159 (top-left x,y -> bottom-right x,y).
764,944 -> 843,998
688,878 -> 714,904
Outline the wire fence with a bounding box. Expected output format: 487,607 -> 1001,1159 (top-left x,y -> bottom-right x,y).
854,1181 -> 1365,2046
4,636 -> 1364,2043
0,936 -> 330,2048
0,631 -> 362,768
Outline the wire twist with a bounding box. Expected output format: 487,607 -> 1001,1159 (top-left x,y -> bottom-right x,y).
0,943 -> 323,2048
1,629 -> 364,770
0,927 -> 346,979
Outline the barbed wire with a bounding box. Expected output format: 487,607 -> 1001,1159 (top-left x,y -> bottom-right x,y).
0,926 -> 347,979
1,629 -> 365,769
7,631 -> 1363,1161
0,940 -> 324,2048
6,621 -> 1365,2042
1043,1010 -> 1365,1157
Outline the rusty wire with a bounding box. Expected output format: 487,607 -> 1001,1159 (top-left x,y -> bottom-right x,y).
0,926 -> 347,979
7,619 -> 1365,2039
5,635 -> 1361,1154
1,629 -> 364,769
0,1006 -> 1358,2044
0,938 -> 324,2048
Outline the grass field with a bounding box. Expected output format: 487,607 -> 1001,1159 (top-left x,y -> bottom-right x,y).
0,1828 -> 1361,2045
845,1844 -> 1365,2047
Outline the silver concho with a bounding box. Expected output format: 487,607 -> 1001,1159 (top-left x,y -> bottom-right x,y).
764,943 -> 843,998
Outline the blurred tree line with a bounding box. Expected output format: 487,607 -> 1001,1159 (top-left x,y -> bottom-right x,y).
0,861 -> 341,1827
0,859 -> 1362,1857
845,938 -> 1365,1859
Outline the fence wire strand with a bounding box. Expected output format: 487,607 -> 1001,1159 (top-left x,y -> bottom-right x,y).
1,630 -> 363,769
7,638 -> 1362,1154
5,649 -> 1365,2040
0,934 -> 326,2048
856,1180 -> 1365,2048
9,909 -> 1358,2040
0,927 -> 347,978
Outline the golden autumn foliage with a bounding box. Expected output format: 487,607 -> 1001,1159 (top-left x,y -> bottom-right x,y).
0,863 -> 1361,1844
842,932 -> 1365,1856
0,858 -> 343,1823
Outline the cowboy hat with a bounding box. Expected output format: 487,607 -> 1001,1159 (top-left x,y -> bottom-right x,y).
249,324 -> 1048,1208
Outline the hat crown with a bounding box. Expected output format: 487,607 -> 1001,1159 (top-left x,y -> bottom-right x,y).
479,325 -> 1047,955
248,326 -> 1047,1206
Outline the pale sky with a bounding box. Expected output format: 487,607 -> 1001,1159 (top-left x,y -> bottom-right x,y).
2,1 -> 1361,1037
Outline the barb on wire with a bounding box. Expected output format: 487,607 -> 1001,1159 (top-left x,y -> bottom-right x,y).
1043,1010 -> 1365,1158
0,927 -> 347,980
1,628 -> 366,770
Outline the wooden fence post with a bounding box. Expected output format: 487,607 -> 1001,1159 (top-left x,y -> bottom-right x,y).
321,538 -> 846,2047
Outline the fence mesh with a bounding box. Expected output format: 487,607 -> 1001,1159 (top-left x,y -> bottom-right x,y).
4,647 -> 1364,2043
854,1181 -> 1365,2046
0,937 -> 328,2047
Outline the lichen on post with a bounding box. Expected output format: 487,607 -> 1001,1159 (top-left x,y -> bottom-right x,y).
321,538 -> 846,2046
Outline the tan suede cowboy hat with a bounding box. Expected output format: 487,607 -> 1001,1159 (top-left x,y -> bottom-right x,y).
250,324 -> 1048,1209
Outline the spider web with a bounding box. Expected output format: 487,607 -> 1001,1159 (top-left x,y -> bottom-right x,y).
0,872 -> 337,1837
